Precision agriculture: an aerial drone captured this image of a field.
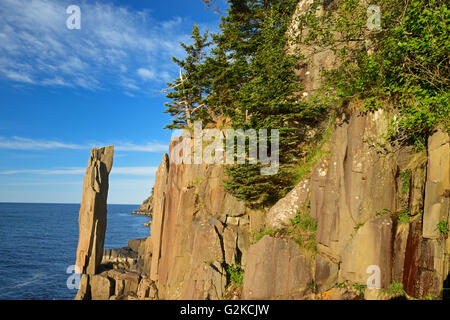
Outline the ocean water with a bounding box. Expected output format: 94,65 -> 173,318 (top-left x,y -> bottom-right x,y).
0,203 -> 150,300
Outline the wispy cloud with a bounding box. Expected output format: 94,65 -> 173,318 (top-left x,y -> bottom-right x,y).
114,142 -> 168,152
0,136 -> 81,150
0,167 -> 158,176
112,167 -> 158,176
0,168 -> 85,175
0,136 -> 168,152
137,68 -> 156,81
0,0 -> 191,94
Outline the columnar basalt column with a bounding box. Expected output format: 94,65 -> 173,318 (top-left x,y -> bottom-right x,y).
75,146 -> 114,275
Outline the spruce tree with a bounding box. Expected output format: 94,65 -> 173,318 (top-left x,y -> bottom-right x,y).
164,1 -> 328,207
164,24 -> 211,129
223,1 -> 311,206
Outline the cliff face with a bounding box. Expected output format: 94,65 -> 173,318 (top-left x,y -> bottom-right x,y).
245,110 -> 449,300
75,0 -> 448,300
76,114 -> 448,300
124,112 -> 447,300
148,139 -> 252,299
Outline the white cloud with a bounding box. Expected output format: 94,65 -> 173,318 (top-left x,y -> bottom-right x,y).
3,70 -> 35,84
0,136 -> 82,150
0,136 -> 168,152
0,168 -> 85,175
137,68 -> 155,81
120,78 -> 140,91
41,77 -> 72,87
112,167 -> 158,176
115,142 -> 168,152
0,0 -> 192,94
0,167 -> 158,176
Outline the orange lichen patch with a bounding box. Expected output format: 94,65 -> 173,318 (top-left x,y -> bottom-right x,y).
317,289 -> 340,300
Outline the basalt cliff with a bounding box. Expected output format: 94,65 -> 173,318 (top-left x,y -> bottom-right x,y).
74,117 -> 449,300
74,1 -> 449,300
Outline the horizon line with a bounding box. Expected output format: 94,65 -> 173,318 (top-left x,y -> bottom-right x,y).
0,201 -> 140,206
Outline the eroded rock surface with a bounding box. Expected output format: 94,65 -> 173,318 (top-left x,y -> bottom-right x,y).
423,129 -> 449,239
242,236 -> 313,299
266,178 -> 310,230
149,138 -> 249,299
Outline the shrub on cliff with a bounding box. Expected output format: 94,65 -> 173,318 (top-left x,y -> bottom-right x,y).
297,0 -> 449,148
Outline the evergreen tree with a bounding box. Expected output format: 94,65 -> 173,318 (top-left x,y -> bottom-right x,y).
164,24 -> 211,129
222,1 -> 314,206
164,1 -> 328,207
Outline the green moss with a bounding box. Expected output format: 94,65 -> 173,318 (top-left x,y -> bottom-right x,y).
291,210 -> 317,232
254,227 -> 275,242
400,170 -> 411,195
384,281 -> 406,297
188,177 -> 204,188
226,263 -> 244,287
436,220 -> 449,235
398,209 -> 411,224
289,207 -> 318,254
353,283 -> 366,294
376,209 -> 391,217
309,281 -> 318,293
295,237 -> 317,254
293,119 -> 334,186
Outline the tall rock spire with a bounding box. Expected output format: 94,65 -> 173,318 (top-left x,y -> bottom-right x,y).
75,146 -> 114,275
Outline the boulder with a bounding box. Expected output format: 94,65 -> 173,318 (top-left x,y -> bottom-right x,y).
90,273 -> 114,300
142,236 -> 153,276
266,178 -> 310,230
149,153 -> 170,281
128,238 -> 146,253
312,110 -> 397,262
392,223 -> 410,283
102,247 -> 138,270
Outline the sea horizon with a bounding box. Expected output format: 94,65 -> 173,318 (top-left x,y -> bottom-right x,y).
0,202 -> 149,299
0,201 -> 140,206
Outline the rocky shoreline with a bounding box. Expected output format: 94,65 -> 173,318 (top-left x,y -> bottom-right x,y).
132,189 -> 153,218
131,209 -> 152,217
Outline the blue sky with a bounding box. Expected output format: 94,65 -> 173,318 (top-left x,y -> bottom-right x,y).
0,0 -> 227,204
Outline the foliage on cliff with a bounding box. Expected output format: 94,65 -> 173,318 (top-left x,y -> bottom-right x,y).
297,0 -> 449,148
164,0 -> 327,207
